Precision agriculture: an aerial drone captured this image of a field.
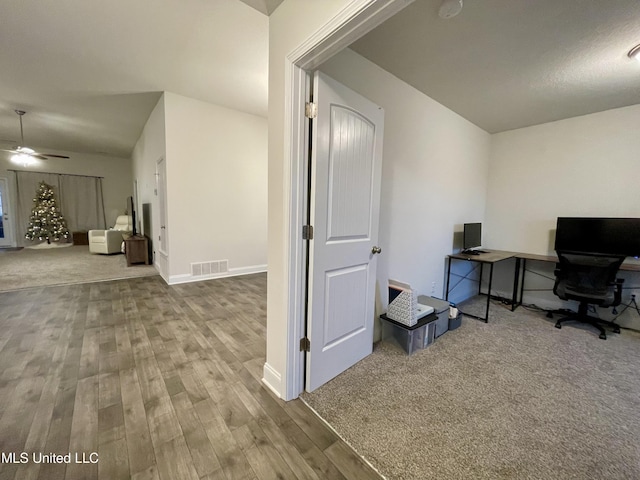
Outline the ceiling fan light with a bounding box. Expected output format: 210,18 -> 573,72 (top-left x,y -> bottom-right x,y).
17,146 -> 35,154
629,44 -> 640,62
11,152 -> 36,167
439,0 -> 463,19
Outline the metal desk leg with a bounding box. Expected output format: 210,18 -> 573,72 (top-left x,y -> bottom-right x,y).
484,263 -> 494,323
519,259 -> 527,306
479,263 -> 484,296
445,257 -> 452,301
511,257 -> 521,311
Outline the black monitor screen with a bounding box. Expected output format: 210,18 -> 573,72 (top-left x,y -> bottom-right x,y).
463,223 -> 482,250
554,217 -> 640,257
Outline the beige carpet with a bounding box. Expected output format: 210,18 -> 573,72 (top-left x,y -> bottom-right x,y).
0,244 -> 158,291
302,297 -> 640,480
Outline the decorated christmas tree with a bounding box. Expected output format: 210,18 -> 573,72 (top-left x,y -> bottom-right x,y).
24,181 -> 70,244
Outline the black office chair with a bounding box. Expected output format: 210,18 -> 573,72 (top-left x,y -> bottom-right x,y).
552,251 -> 625,340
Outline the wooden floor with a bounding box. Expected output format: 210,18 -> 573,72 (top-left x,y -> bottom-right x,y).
0,274 -> 381,480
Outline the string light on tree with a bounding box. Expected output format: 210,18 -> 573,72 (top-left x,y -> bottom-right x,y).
24,181 -> 70,244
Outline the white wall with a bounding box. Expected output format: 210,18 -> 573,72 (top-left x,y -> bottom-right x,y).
132,92 -> 267,284
485,104 -> 640,329
132,94 -> 167,278
163,92 -> 267,283
1,149 -> 132,246
486,104 -> 640,254
319,48 -> 492,323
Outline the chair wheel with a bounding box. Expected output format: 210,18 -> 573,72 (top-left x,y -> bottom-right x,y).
613,327 -> 621,334
599,333 -> 607,340
555,322 -> 562,329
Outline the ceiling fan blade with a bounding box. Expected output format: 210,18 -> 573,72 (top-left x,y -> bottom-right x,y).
0,148 -> 23,155
5,112 -> 72,160
1,148 -> 70,159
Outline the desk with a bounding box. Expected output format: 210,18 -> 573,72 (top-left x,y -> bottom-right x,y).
446,250 -> 640,322
512,253 -> 555,310
513,253 -> 640,309
445,250 -> 516,323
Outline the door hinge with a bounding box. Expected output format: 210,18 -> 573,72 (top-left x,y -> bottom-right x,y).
302,225 -> 314,240
300,337 -> 311,352
305,102 -> 317,119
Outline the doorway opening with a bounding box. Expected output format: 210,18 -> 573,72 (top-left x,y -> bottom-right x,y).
281,0 -> 414,401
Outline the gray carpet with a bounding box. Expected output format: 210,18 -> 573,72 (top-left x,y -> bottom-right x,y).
0,244 -> 158,292
302,298 -> 640,480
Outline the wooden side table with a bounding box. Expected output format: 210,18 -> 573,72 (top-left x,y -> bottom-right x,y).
72,231 -> 89,245
124,235 -> 149,266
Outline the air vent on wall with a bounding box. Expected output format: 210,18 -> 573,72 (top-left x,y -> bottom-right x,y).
190,260 -> 229,277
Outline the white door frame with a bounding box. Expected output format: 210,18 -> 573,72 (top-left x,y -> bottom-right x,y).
156,156 -> 169,280
281,0 -> 413,400
0,177 -> 15,247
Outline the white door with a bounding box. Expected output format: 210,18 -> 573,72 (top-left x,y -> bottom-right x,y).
0,178 -> 14,247
306,72 -> 384,392
156,158 -> 168,255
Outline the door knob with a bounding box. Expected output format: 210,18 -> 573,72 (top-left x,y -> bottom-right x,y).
371,246 -> 382,254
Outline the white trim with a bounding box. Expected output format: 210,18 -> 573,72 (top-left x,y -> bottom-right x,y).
156,249 -> 169,283
281,59 -> 310,401
168,264 -> 267,285
291,0 -> 413,71
262,362 -> 282,397
279,0 -> 414,401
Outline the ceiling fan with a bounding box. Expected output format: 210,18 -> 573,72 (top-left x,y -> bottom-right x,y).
1,110 -> 70,163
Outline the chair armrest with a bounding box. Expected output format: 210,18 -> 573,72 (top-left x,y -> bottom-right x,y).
104,230 -> 126,250
610,278 -> 624,290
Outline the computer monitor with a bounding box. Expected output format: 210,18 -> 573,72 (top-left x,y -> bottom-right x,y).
554,217 -> 640,257
463,223 -> 482,251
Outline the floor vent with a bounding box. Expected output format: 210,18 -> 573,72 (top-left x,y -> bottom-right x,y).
191,260 -> 229,277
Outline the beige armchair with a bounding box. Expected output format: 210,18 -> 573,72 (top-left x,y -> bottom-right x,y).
88,215 -> 132,254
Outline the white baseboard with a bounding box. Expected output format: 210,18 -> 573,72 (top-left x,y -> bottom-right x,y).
168,264 -> 267,285
230,264 -> 268,276
262,362 -> 283,399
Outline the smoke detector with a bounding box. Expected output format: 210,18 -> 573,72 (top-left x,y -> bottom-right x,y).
439,0 -> 463,19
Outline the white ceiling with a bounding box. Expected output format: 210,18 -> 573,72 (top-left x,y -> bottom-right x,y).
350,0 -> 640,133
0,0 -> 268,158
237,0 -> 285,16
1,0 -> 638,159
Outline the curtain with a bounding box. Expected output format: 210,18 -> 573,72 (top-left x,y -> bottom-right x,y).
14,171 -> 106,246
59,175 -> 106,232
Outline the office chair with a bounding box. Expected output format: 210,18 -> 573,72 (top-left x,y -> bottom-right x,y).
552,251 -> 625,340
